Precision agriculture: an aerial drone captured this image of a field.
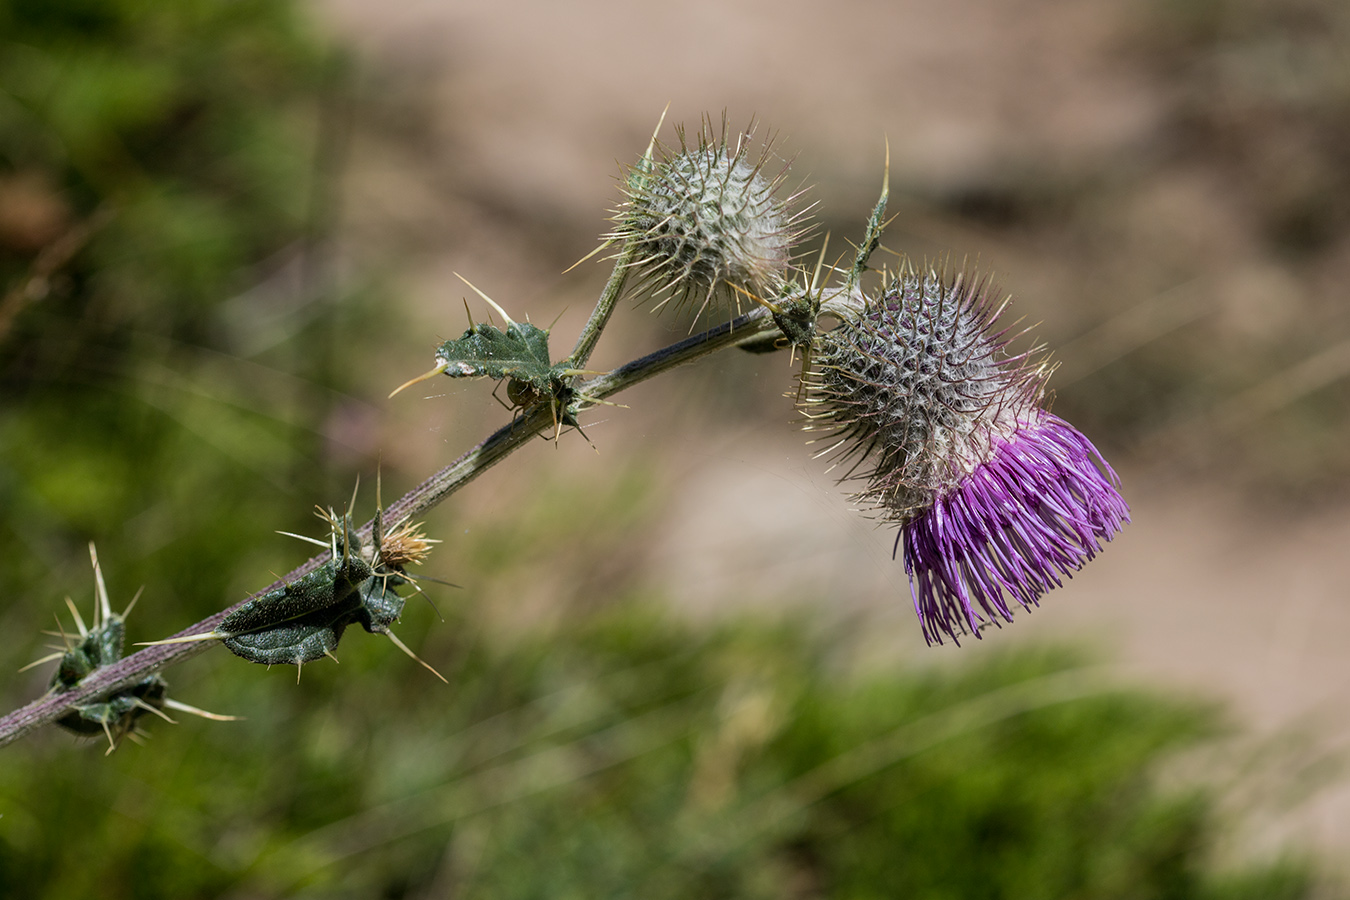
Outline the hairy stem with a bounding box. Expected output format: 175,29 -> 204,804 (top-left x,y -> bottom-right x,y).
0,307 -> 779,749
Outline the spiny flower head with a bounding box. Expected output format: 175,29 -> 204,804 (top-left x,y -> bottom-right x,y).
805,263 -> 1129,644
610,116 -> 810,319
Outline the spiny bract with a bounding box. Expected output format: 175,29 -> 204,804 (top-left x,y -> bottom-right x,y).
807,265 -> 1044,519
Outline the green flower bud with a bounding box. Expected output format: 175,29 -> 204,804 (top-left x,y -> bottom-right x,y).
612,117 -> 810,319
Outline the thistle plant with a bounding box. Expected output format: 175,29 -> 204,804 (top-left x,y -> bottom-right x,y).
0,115 -> 1128,750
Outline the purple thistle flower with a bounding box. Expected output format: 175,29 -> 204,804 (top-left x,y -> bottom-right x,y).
900,410 -> 1129,644
806,264 -> 1129,645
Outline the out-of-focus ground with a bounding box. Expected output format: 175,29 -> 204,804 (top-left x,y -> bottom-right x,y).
315,0 -> 1350,859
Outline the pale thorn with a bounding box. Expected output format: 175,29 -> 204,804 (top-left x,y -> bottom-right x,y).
163,698 -> 243,722
404,532 -> 442,547
295,662 -> 303,684
388,362 -> 450,399
18,651 -> 65,673
317,504 -> 346,545
688,284 -> 720,332
628,250 -> 668,269
324,650 -> 340,664
122,586 -> 143,620
125,732 -> 147,748
644,103 -> 671,166
454,272 -> 516,326
816,437 -> 849,457
64,597 -> 88,638
53,614 -> 75,650
277,530 -> 329,549
374,464 -> 387,559
136,631 -> 221,647
810,233 -> 831,295
132,698 -> 177,724
385,630 -> 448,684
325,508 -> 341,559
102,721 -> 117,755
89,543 -> 111,628
562,239 -> 610,275
791,351 -> 811,408
340,488 -> 357,564
571,392 -> 627,411
346,476 -> 361,521
546,305 -> 567,334
730,282 -> 779,315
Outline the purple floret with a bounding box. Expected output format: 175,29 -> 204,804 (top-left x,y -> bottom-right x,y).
901,412 -> 1130,645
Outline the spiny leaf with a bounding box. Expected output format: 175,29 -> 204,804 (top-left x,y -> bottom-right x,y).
143,495 -> 441,676
217,556 -> 371,638
221,602 -> 358,668
354,572 -> 409,635
434,321 -> 555,388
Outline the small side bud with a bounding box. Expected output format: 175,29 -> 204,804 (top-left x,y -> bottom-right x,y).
610,115 -> 810,320
34,545 -> 236,752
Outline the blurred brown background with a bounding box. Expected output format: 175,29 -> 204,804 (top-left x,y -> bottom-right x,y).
304,0 -> 1350,858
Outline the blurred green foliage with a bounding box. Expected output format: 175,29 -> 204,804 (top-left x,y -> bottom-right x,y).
0,0 -> 356,646
0,0 -> 325,334
0,604 -> 1323,898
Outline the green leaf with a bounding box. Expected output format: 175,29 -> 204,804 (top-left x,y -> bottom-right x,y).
215,553 -> 370,666
220,602 -> 357,667
433,321 -> 555,388
219,556 -> 370,636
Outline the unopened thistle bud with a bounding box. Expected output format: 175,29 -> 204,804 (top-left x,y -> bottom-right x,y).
611,118 -> 809,318
805,265 -> 1129,645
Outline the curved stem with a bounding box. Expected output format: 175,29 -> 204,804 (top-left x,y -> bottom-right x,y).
0,308 -> 781,749
582,307 -> 773,403
564,239 -> 636,372
564,114 -> 664,371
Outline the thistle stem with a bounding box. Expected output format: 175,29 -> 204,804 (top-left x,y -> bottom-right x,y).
0,308 -> 780,749
564,237 -> 637,372
563,118 -> 663,371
